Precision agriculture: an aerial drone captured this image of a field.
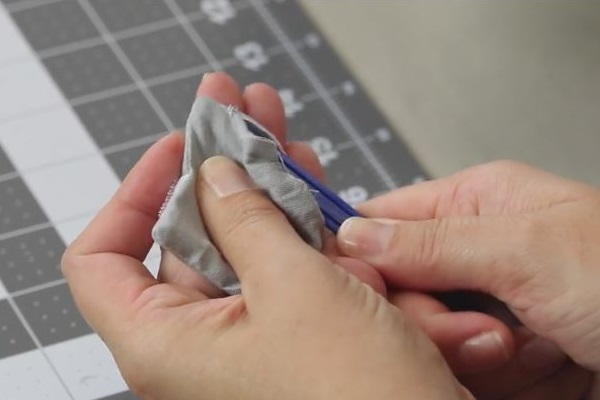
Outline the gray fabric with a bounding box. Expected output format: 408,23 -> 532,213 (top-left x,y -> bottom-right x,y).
152,97 -> 324,294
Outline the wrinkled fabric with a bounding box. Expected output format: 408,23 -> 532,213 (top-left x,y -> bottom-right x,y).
152,97 -> 324,294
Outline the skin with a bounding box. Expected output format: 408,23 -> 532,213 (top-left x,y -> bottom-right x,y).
337,160 -> 600,398
62,73 -> 468,400
62,72 -> 590,399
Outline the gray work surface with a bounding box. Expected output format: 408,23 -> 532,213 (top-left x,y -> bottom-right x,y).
0,1 -> 598,399
301,0 -> 600,185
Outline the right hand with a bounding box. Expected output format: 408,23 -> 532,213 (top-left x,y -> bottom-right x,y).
156,72 -> 590,398
336,161 -> 600,395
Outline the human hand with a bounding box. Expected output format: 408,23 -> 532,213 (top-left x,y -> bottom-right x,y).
156,72 -> 327,297
156,73 -> 584,398
156,72 -> 518,377
61,75 -> 472,400
336,161 -> 599,396
62,151 -> 470,400
385,290 -> 590,399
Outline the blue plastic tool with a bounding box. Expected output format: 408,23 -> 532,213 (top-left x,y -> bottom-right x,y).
244,119 -> 360,233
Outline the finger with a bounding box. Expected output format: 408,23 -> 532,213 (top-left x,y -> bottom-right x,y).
390,291 -> 514,374
336,215 -> 535,296
63,133 -> 184,330
196,156 -> 324,299
286,141 -> 325,182
358,177 -> 456,220
460,329 -> 569,400
157,250 -> 225,298
334,257 -> 386,296
322,231 -> 339,257
242,84 -> 325,182
323,233 -> 386,296
359,160 -> 596,221
506,363 -> 591,400
242,82 -> 286,144
197,71 -> 244,110
157,71 -> 241,291
67,132 -> 183,260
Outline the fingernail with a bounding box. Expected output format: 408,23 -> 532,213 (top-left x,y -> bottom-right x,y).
458,331 -> 508,365
199,156 -> 255,198
338,217 -> 395,256
518,336 -> 566,371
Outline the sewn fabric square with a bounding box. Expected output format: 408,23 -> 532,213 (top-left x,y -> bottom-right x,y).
152,97 -> 324,294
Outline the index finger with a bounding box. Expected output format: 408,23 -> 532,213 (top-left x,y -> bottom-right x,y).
62,133 -> 184,329
358,177 -> 455,220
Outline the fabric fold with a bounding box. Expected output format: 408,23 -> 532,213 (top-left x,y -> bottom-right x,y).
152,97 -> 324,294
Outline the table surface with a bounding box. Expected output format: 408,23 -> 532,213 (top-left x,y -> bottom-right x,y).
0,1 -> 598,399
301,0 -> 600,184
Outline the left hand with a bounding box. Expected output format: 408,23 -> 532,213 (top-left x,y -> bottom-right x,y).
62,143 -> 471,399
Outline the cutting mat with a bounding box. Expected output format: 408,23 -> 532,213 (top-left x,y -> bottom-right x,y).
0,0 -> 425,398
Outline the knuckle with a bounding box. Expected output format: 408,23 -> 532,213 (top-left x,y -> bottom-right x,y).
419,218 -> 448,268
410,219 -> 449,269
387,225 -> 407,261
465,160 -> 528,181
497,215 -> 547,295
484,159 -> 527,173
458,160 -> 532,204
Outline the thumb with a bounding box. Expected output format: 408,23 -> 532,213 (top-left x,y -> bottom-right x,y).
336,216 -> 534,296
196,156 -> 326,301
